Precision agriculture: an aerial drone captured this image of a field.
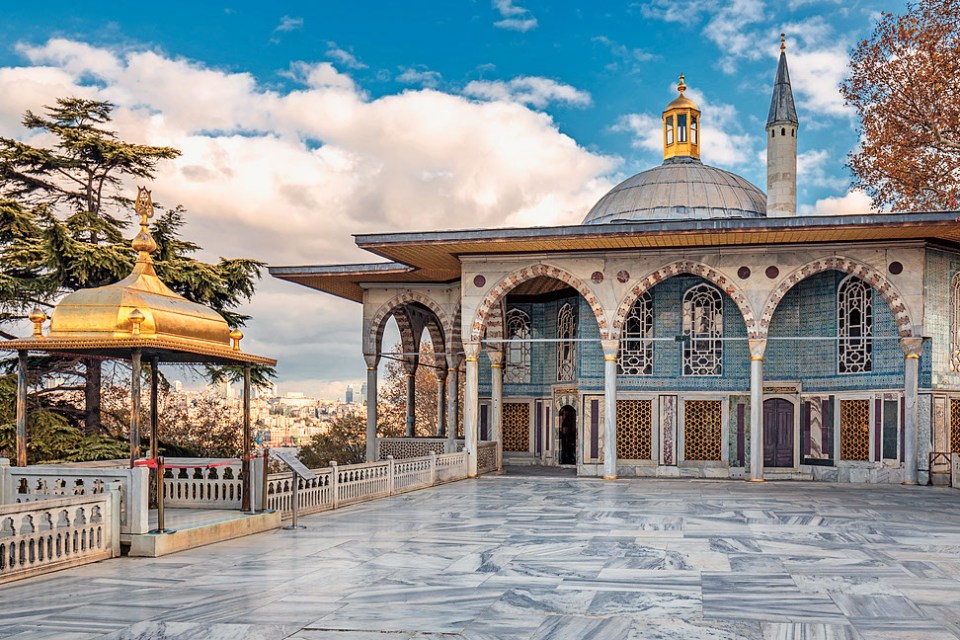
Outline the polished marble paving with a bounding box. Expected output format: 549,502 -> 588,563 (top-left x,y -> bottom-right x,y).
2,477 -> 960,639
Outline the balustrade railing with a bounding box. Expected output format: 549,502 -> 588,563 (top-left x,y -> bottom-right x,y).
162,459 -> 244,509
0,488 -> 121,584
478,441 -> 499,474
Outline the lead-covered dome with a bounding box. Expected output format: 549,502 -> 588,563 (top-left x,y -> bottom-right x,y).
582,157 -> 767,224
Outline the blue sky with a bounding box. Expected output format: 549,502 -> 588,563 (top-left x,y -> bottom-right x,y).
0,0 -> 903,397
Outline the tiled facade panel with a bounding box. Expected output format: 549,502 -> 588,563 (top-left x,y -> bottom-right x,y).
766,271 -> 904,392
926,249 -> 959,389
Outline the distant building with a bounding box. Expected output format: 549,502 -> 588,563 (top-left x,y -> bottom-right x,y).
172,380 -> 183,393
360,382 -> 367,404
345,385 -> 354,403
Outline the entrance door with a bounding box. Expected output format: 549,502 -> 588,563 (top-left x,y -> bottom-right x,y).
559,405 -> 577,465
763,398 -> 795,467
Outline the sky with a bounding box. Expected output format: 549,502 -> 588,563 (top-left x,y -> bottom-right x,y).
0,0 -> 904,399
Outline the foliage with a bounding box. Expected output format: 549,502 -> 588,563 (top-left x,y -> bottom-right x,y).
841,0 -> 960,211
156,391 -> 243,458
297,414 -> 366,468
377,341 -> 445,437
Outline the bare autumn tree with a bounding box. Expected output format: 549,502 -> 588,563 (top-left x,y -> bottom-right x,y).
377,340 -> 442,437
841,0 -> 960,211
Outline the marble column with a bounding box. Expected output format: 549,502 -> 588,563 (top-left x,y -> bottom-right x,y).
446,359 -> 460,452
242,364 -> 252,513
901,337 -> 923,485
601,340 -> 619,480
436,367 -> 447,437
404,356 -> 418,437
463,342 -> 480,477
130,348 -> 142,468
488,350 -> 504,471
364,354 -> 379,461
15,350 -> 27,467
749,339 -> 767,482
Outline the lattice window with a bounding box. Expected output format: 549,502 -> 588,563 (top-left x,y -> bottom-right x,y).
951,399 -> 960,453
504,307 -> 531,384
616,400 -> 652,460
557,302 -> 577,382
838,276 -> 873,374
840,399 -> 870,461
502,402 -> 530,452
952,274 -> 960,372
619,293 -> 653,376
682,284 -> 723,376
683,400 -> 722,461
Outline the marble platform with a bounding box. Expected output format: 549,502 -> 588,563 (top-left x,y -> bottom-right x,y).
1,477 -> 959,639
127,509 -> 281,557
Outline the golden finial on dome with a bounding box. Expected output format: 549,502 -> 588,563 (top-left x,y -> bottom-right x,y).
29,307 -> 47,338
230,328 -> 243,351
132,186 -> 157,255
780,33 -> 786,52
129,308 -> 145,336
677,74 -> 686,95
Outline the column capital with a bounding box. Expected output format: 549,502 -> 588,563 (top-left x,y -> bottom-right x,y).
900,336 -> 923,359
748,339 -> 767,361
435,367 -> 448,381
487,350 -> 504,367
402,354 -> 419,374
463,341 -> 481,361
600,339 -> 620,360
363,353 -> 380,369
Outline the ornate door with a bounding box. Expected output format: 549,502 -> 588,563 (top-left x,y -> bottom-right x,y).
763,398 -> 794,468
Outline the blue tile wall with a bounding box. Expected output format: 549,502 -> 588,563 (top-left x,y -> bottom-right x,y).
926,249 -> 960,390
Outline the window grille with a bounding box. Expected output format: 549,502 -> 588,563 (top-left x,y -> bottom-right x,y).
951,273 -> 960,371
557,302 -> 577,382
682,284 -> 723,376
504,307 -> 531,384
838,276 -> 873,374
619,292 -> 653,375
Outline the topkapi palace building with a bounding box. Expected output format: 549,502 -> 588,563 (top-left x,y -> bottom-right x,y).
271,41 -> 960,485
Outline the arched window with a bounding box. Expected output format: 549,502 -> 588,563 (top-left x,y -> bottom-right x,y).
678,114 -> 688,142
665,116 -> 674,145
950,273 -> 960,371
557,302 -> 577,382
619,292 -> 653,376
690,116 -> 698,144
504,307 -> 531,384
682,284 -> 723,376
838,275 -> 873,374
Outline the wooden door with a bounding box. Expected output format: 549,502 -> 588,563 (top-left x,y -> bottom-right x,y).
763,399 -> 795,468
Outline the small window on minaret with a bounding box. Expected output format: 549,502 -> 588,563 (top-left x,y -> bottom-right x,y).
678,114 -> 688,143
665,116 -> 674,145
791,129 -> 795,137
781,127 -> 786,136
691,116 -> 698,144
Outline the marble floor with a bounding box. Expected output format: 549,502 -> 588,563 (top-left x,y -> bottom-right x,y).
2,477 -> 960,639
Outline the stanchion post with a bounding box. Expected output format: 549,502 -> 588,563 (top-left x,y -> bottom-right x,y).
261,448 -> 269,512
282,468 -> 305,530
150,457 -> 174,534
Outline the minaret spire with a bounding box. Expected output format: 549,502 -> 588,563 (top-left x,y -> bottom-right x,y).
766,34 -> 799,217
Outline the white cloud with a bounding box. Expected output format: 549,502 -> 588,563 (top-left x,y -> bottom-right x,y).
703,0 -> 768,73
325,42 -> 366,70
274,15 -> 303,33
492,0 -> 538,31
785,44 -> 852,119
592,36 -> 659,73
463,76 -> 591,109
637,0 -> 712,26
798,188 -> 875,215
397,66 -> 442,89
613,86 -> 755,167
2,38 -> 617,396
797,149 -> 848,190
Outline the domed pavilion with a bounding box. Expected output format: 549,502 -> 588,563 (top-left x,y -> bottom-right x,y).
271,41 -> 960,487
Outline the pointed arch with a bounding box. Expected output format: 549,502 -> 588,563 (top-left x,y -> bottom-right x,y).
759,257 -> 915,338
366,291 -> 450,357
470,263 -> 608,343
612,261 -> 758,339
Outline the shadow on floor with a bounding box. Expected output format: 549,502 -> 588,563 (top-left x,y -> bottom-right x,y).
502,465 -> 577,477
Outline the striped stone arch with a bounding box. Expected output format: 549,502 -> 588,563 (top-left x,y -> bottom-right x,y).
759,256 -> 916,338
445,304 -> 463,367
612,261 -> 760,339
368,291 -> 450,357
471,263 -> 607,342
484,300 -> 506,346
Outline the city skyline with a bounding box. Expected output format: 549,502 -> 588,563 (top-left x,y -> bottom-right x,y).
0,1 -> 904,397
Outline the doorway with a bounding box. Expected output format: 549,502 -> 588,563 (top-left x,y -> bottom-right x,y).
763,398 -> 795,467
559,405 -> 577,465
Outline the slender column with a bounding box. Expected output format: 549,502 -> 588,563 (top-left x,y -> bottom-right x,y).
129,348 -> 142,468
15,350 -> 27,467
446,360 -> 460,451
404,356 -> 418,437
601,340 -> 619,479
149,357 -> 160,461
242,364 -> 252,512
748,339 -> 767,482
488,351 -> 504,470
436,367 -> 447,437
463,342 -> 480,477
901,337 -> 923,485
364,354 -> 379,461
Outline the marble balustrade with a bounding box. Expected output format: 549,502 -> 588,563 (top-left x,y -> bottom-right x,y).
0,487 -> 120,585
477,441 -> 498,474
1,460 -> 148,536
162,461 -> 244,510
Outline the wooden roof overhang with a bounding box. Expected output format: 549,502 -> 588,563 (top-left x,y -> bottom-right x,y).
269,212 -> 960,302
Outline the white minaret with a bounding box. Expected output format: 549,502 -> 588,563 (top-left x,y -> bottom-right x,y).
766,34 -> 799,217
